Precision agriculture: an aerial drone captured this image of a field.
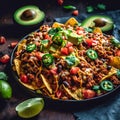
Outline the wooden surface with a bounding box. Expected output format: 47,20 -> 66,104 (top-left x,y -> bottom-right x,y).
0,0 -> 120,120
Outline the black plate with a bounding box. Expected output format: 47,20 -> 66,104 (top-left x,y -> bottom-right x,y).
10,16 -> 120,110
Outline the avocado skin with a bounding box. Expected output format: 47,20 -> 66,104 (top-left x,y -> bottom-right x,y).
81,15 -> 114,32
13,5 -> 45,26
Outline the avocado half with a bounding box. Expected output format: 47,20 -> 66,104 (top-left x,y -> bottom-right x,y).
13,5 -> 45,26
81,15 -> 114,32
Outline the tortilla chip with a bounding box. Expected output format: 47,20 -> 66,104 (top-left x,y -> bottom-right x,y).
17,39 -> 27,52
52,22 -> 64,28
110,56 -> 120,69
18,79 -> 36,90
65,17 -> 78,26
40,74 -> 53,94
63,85 -> 82,100
14,59 -> 21,76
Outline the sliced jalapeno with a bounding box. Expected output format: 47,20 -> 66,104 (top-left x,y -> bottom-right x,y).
86,49 -> 98,60
52,33 -> 63,45
100,80 -> 113,91
26,43 -> 36,52
42,54 -> 54,67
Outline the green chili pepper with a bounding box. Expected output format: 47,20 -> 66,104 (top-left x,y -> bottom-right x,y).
86,6 -> 94,13
97,4 -> 106,10
100,80 -> 113,91
92,85 -> 100,91
48,27 -> 63,35
63,5 -> 76,10
111,37 -> 120,48
26,43 -> 36,52
86,49 -> 98,60
116,69 -> 120,78
0,72 -> 8,81
42,54 -> 54,67
52,33 -> 63,45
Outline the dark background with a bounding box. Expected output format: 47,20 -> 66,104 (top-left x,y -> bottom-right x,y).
0,0 -> 120,120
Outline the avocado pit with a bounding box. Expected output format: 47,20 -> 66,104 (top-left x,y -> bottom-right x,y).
20,9 -> 37,21
93,18 -> 107,27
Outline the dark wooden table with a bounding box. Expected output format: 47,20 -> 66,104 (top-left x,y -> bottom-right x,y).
0,0 -> 120,120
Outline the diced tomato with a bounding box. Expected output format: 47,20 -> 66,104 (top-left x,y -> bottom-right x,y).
0,36 -> 6,44
68,46 -> 74,53
76,27 -> 84,31
72,10 -> 79,16
35,52 -> 44,60
115,50 -> 120,56
57,0 -> 64,5
66,42 -> 73,48
20,74 -> 29,83
0,54 -> 10,64
35,41 -> 40,46
50,67 -> 58,75
82,89 -> 96,99
85,39 -> 93,46
61,47 -> 69,55
76,30 -> 84,35
44,34 -> 50,39
55,90 -> 62,99
9,41 -> 18,48
70,67 -> 80,74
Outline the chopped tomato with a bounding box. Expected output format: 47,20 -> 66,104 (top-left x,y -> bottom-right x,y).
55,90 -> 62,98
72,10 -> 79,16
85,39 -> 93,46
66,42 -> 73,48
70,67 -> 80,74
57,0 -> 64,5
68,46 -> 74,53
76,30 -> 84,35
20,74 -> 29,83
0,54 -> 10,64
35,52 -> 44,60
0,36 -> 6,44
44,34 -> 50,39
115,50 -> 120,56
76,27 -> 84,31
61,47 -> 69,55
9,41 -> 18,48
82,89 -> 96,99
50,67 -> 58,75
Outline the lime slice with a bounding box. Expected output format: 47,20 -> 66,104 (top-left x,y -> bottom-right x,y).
0,80 -> 12,99
15,97 -> 44,118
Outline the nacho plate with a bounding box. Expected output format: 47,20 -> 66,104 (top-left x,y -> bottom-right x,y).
10,17 -> 120,106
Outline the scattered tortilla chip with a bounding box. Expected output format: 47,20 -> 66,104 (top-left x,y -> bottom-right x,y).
52,22 -> 64,28
65,17 -> 78,26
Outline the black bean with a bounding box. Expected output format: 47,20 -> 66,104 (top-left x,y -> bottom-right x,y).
57,64 -> 63,73
63,81 -> 70,87
107,65 -> 112,70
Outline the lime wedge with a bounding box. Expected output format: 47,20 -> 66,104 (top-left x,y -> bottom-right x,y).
0,80 -> 12,99
15,97 -> 44,118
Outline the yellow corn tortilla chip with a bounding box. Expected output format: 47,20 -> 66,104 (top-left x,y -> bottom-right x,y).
65,17 -> 78,26
40,74 -> 52,94
110,56 -> 120,69
17,39 -> 27,52
14,59 -> 21,76
63,85 -> 82,100
52,22 -> 64,28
